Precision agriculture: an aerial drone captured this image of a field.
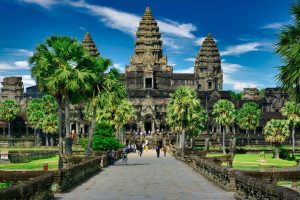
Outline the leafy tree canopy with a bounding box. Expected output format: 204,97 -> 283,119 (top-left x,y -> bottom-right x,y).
264,119 -> 290,144
237,102 -> 261,131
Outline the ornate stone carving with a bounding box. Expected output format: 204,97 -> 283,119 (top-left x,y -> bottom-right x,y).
194,33 -> 223,91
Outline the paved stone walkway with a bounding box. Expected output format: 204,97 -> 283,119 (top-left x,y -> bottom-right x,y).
55,151 -> 234,200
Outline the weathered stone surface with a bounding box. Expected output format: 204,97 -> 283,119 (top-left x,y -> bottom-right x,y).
82,32 -> 100,57
55,151 -> 234,200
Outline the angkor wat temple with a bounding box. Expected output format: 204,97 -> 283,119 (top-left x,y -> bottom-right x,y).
0,7 -> 291,146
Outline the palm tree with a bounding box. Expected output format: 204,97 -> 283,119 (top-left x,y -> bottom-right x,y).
275,0 -> 300,102
237,102 -> 261,145
280,101 -> 300,154
42,114 -> 59,146
166,86 -> 207,150
113,99 -> 135,142
264,119 -> 290,159
26,98 -> 44,146
0,100 -> 21,146
212,99 -> 236,154
29,35 -> 97,154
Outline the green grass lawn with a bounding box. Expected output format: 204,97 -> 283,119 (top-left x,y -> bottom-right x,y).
233,154 -> 296,169
0,156 -> 59,170
206,153 -> 297,169
0,182 -> 11,189
0,147 -> 58,151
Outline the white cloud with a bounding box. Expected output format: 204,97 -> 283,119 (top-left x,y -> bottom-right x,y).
79,26 -> 86,31
220,42 -> 262,56
19,0 -> 59,8
174,66 -> 193,73
261,22 -> 283,29
184,58 -> 195,62
0,60 -> 29,71
112,63 -> 124,73
23,0 -> 196,49
195,37 -> 206,46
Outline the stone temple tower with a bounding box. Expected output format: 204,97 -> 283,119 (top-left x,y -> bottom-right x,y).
194,33 -> 223,91
82,32 -> 100,57
126,7 -> 172,90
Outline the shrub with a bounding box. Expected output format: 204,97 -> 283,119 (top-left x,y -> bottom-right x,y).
272,146 -> 296,160
92,123 -> 123,151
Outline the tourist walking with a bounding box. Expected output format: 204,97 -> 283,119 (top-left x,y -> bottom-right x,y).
122,147 -> 128,165
139,143 -> 143,157
163,146 -> 167,157
156,145 -> 160,158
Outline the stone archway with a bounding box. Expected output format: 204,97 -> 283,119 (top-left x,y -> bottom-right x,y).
144,114 -> 153,134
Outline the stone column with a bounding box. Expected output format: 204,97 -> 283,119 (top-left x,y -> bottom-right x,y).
151,121 -> 155,136
76,123 -> 80,136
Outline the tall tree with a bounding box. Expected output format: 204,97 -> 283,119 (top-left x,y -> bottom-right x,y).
0,100 -> 21,145
29,36 -> 97,155
166,86 -> 207,150
42,114 -> 59,146
237,102 -> 261,145
275,0 -> 300,102
264,119 -> 290,159
113,99 -> 135,142
26,98 -> 44,146
212,99 -> 236,154
280,101 -> 300,154
41,95 -> 58,146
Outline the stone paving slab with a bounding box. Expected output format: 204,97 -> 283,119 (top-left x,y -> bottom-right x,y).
55,151 -> 234,200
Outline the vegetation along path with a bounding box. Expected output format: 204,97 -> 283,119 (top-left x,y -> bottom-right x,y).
55,151 -> 234,200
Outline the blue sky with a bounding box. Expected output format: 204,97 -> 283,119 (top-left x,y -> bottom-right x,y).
0,0 -> 295,91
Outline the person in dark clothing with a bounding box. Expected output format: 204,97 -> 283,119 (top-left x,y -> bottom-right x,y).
156,145 -> 160,158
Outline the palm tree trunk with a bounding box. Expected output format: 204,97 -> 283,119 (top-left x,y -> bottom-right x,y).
176,132 -> 179,146
223,126 -> 226,154
292,126 -> 295,155
246,129 -> 250,145
8,122 -> 11,146
58,98 -> 64,169
88,103 -> 97,150
275,143 -> 280,159
37,129 -> 40,146
34,128 -> 37,145
50,135 -> 54,146
64,95 -> 70,138
180,129 -> 185,150
46,135 -> 49,146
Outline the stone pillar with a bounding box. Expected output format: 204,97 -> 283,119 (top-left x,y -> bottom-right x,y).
151,121 -> 155,135
76,123 -> 80,136
26,126 -> 28,135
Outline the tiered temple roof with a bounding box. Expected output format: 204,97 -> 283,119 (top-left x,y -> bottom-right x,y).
82,32 -> 100,57
195,33 -> 221,71
133,7 -> 163,63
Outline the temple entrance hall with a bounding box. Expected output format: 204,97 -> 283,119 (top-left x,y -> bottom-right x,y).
55,151 -> 234,200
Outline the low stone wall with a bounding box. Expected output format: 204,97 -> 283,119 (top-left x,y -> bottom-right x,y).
171,148 -> 300,199
188,155 -> 236,191
52,156 -> 101,192
8,151 -> 57,163
0,171 -> 54,200
235,171 -> 300,200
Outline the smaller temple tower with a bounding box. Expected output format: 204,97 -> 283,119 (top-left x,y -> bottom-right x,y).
1,77 -> 24,102
194,33 -> 223,91
82,32 -> 100,57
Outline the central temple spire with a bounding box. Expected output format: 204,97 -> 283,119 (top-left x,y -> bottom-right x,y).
133,6 -> 163,63
126,7 -> 172,90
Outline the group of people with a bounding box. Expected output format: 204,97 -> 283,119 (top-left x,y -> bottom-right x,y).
120,142 -> 169,165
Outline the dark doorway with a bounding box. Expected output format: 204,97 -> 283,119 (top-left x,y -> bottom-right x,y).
145,78 -> 152,88
144,121 -> 151,133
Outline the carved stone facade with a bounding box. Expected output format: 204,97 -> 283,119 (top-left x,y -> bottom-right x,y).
122,7 -> 224,134
194,33 -> 223,91
242,88 -> 260,100
1,77 -> 24,103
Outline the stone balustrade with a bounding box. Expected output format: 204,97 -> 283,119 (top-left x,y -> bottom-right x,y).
0,171 -> 54,200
